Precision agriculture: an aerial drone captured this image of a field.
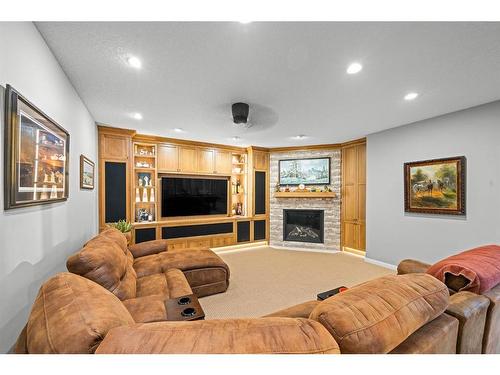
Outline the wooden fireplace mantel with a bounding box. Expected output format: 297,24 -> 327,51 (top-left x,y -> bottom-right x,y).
274,191 -> 336,198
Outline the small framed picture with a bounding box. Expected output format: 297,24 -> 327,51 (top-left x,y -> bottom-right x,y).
404,156 -> 466,215
80,155 -> 95,189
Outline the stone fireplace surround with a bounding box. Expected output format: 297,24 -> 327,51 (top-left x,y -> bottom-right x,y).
269,149 -> 341,251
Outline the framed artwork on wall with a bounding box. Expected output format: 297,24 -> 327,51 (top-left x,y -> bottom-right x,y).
279,157 -> 330,185
4,85 -> 70,209
404,156 -> 466,215
80,155 -> 95,189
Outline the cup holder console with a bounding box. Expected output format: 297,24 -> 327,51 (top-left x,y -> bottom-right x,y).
178,297 -> 191,305
181,307 -> 196,317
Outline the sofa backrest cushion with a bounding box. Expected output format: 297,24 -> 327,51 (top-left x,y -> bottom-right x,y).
309,274 -> 449,353
26,273 -> 134,353
67,233 -> 137,300
427,244 -> 500,294
99,227 -> 128,254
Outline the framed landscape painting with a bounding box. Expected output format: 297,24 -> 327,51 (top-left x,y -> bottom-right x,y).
80,155 -> 95,189
4,85 -> 70,209
404,156 -> 466,215
279,157 -> 330,185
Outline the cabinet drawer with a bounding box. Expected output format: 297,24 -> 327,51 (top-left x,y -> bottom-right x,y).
211,235 -> 234,248
187,239 -> 211,249
167,241 -> 187,251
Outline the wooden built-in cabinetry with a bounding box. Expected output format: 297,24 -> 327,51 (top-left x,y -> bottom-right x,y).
341,140 -> 366,253
98,125 -> 270,247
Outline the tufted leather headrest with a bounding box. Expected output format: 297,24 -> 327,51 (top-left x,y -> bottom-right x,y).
67,232 -> 136,300
26,273 -> 134,353
309,273 -> 449,353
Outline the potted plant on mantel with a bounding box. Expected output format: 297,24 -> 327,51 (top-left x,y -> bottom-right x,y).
109,219 -> 133,244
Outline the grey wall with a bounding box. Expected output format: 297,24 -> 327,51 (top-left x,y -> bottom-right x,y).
366,101 -> 500,266
269,149 -> 341,251
0,22 -> 98,352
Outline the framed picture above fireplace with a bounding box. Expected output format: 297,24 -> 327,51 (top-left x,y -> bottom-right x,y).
279,157 -> 330,185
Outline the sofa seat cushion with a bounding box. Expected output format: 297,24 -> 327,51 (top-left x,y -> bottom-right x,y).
123,295 -> 168,323
95,318 -> 340,354
309,274 -> 449,354
133,248 -> 230,280
136,269 -> 192,299
427,244 -> 500,294
67,235 -> 137,300
26,273 -> 134,354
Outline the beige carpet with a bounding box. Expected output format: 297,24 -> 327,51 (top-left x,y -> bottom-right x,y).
199,246 -> 394,319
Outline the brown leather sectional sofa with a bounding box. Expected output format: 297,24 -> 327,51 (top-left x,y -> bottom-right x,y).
13,228 -> 492,354
398,258 -> 499,354
16,271 -> 458,354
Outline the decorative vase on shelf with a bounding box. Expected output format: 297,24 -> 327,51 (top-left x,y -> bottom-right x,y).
149,188 -> 155,202
142,188 -> 148,202
135,188 -> 140,202
50,184 -> 58,199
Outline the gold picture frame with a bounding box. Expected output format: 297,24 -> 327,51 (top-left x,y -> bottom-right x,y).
404,156 -> 466,215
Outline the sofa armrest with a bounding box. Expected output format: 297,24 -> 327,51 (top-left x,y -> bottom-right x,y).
128,240 -> 168,258
262,300 -> 320,319
445,291 -> 490,354
397,259 -> 431,275
95,318 -> 340,354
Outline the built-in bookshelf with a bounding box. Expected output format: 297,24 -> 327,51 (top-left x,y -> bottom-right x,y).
133,142 -> 157,223
230,152 -> 247,216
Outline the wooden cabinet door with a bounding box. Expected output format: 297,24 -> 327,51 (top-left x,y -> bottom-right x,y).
187,238 -> 211,249
158,144 -> 179,172
178,146 -> 197,173
342,143 -> 366,252
343,222 -> 357,249
214,150 -> 233,174
100,134 -> 129,160
198,148 -> 215,174
253,151 -> 269,170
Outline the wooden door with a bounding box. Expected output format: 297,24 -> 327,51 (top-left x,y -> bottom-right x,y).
214,150 -> 233,174
198,148 -> 215,174
178,146 -> 198,173
341,142 -> 366,252
158,144 -> 179,172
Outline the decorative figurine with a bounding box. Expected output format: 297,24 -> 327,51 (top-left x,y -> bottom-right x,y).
149,188 -> 155,202
135,188 -> 140,202
138,177 -> 143,187
142,187 -> 148,202
275,183 -> 281,192
143,176 -> 150,187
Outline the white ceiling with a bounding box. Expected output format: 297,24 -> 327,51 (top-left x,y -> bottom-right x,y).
36,22 -> 500,147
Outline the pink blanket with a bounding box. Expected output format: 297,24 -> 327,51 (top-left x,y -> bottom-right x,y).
427,245 -> 500,294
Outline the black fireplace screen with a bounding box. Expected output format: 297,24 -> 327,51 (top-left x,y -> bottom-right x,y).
283,209 -> 324,243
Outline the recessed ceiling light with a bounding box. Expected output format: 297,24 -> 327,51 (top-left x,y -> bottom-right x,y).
131,112 -> 142,120
127,56 -> 142,69
173,128 -> 185,133
346,62 -> 363,75
404,92 -> 419,101
231,136 -> 241,141
292,135 -> 307,140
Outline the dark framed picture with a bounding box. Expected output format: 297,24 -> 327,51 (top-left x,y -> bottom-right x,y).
279,157 -> 330,185
80,155 -> 95,189
4,85 -> 70,209
404,156 -> 466,215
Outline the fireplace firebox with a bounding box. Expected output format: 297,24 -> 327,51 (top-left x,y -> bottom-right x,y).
283,209 -> 324,244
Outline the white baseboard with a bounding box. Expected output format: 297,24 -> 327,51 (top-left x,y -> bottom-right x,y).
212,241 -> 268,254
364,257 -> 397,270
269,245 -> 340,254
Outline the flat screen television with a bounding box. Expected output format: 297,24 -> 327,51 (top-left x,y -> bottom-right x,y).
161,177 -> 228,217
